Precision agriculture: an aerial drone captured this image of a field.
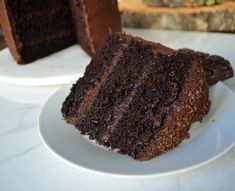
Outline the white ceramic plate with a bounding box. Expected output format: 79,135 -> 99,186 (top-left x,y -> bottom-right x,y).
38,82 -> 235,177
0,45 -> 90,86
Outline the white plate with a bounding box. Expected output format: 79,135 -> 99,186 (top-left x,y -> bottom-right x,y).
0,45 -> 90,86
38,82 -> 235,177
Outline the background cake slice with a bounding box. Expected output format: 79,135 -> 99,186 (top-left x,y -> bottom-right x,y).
0,0 -> 76,64
62,33 -> 210,161
69,0 -> 122,56
0,0 -> 122,63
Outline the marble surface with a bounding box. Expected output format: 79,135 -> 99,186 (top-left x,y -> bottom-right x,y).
0,29 -> 235,191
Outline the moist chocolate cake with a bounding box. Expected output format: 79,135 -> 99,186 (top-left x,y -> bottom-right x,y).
0,0 -> 76,64
69,0 -> 122,56
62,33 -> 210,161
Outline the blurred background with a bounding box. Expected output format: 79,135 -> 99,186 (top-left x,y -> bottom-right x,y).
118,0 -> 235,32
0,0 -> 234,51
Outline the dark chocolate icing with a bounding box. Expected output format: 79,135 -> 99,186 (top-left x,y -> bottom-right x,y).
69,0 -> 122,56
0,0 -> 21,62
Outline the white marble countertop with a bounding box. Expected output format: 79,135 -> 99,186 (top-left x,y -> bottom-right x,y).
0,29 -> 235,191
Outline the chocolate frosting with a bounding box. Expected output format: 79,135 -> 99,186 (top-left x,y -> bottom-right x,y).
0,0 -> 22,62
124,33 -> 175,55
69,0 -> 122,56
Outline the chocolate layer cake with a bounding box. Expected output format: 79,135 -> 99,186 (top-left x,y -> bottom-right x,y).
62,33 -> 210,161
0,0 -> 76,64
69,0 -> 122,56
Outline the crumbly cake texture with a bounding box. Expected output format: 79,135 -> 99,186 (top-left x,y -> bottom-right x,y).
62,32 -> 210,161
143,0 -> 224,7
0,0 -> 76,64
119,0 -> 235,32
69,0 -> 122,56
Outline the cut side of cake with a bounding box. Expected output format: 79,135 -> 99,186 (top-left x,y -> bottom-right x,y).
69,0 -> 122,56
62,32 -> 210,161
0,0 -> 76,64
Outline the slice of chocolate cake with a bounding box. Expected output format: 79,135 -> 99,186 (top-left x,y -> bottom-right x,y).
69,0 -> 122,56
0,0 -> 76,64
62,33 -> 210,161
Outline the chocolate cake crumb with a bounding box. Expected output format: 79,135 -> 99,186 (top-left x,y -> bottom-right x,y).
62,33 -> 210,161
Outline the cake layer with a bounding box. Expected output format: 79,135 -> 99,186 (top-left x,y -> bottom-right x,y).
62,33 -> 210,160
19,32 -> 75,64
119,0 -> 235,32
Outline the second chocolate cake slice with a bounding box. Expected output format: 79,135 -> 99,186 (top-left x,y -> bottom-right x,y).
0,0 -> 76,64
62,33 -> 210,161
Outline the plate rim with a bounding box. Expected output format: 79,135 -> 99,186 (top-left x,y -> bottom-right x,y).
38,82 -> 235,178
